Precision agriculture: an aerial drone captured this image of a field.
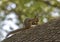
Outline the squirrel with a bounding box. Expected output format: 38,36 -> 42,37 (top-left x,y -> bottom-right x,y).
6,14 -> 39,38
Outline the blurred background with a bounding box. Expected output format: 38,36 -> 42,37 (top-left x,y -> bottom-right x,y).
0,0 -> 60,42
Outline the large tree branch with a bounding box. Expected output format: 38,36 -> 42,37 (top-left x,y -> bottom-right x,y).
2,18 -> 60,42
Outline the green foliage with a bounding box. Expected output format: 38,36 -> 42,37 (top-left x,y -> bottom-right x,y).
0,0 -> 60,24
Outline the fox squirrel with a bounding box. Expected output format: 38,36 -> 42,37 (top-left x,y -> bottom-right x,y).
6,14 -> 39,38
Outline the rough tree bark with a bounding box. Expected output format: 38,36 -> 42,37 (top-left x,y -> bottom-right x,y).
2,18 -> 60,42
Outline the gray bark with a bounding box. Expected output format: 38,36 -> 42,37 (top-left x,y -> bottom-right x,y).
2,18 -> 60,42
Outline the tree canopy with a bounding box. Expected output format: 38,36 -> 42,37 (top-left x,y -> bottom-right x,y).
0,0 -> 60,23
